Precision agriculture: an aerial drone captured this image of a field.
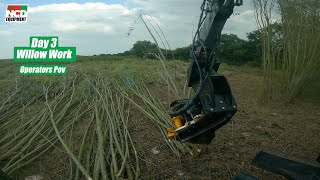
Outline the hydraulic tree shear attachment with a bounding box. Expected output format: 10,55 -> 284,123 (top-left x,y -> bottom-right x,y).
167,0 -> 243,144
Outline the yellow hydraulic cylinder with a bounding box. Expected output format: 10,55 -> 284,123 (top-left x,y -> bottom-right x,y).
167,116 -> 184,140
172,115 -> 183,128
167,128 -> 176,140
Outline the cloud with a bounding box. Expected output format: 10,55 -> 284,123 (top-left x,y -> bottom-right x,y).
29,3 -> 134,15
0,30 -> 11,36
224,10 -> 257,38
52,20 -> 114,33
27,2 -> 139,34
0,1 -> 256,59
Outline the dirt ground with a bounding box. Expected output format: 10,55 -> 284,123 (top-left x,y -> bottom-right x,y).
11,67 -> 320,180
128,67 -> 320,179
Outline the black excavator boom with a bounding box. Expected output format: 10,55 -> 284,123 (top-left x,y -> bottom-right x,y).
167,0 -> 242,144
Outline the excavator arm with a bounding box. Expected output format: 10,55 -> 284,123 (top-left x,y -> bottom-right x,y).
167,0 -> 243,144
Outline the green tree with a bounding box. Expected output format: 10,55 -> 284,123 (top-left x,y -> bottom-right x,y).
130,40 -> 158,58
173,47 -> 190,61
247,30 -> 262,63
246,23 -> 283,66
217,34 -> 251,64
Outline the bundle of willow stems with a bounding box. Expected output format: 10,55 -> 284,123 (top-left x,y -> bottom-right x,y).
1,76 -> 140,180
76,77 -> 140,180
0,77 -> 91,175
121,82 -> 192,157
1,73 -> 190,179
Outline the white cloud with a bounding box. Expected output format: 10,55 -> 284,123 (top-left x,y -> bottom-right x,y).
28,2 -> 139,34
29,3 -> 130,14
224,10 -> 257,38
0,30 -> 11,35
51,20 -> 114,33
0,1 -> 256,59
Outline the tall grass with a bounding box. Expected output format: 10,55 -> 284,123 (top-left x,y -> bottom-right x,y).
253,0 -> 320,103
138,14 -> 184,100
278,0 -> 320,103
253,0 -> 278,102
127,13 -> 193,156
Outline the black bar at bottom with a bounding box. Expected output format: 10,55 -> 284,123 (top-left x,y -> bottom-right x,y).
253,150 -> 320,180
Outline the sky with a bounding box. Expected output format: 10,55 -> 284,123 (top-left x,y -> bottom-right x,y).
0,0 -> 257,59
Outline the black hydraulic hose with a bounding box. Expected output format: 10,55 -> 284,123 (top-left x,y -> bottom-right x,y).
169,0 -> 208,116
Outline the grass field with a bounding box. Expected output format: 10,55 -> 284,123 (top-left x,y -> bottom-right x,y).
0,57 -> 319,179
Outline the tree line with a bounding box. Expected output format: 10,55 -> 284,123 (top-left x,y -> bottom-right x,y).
96,26 -> 280,66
